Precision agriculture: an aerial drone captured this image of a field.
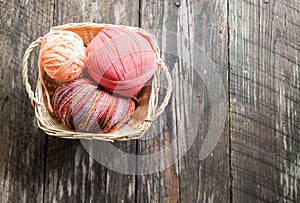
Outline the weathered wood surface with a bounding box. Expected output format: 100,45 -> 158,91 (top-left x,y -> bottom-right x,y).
137,0 -> 230,202
0,0 -> 53,202
229,0 -> 300,202
0,0 -> 299,202
45,1 -> 139,202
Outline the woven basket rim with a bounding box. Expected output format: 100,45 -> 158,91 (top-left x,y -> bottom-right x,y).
22,22 -> 172,141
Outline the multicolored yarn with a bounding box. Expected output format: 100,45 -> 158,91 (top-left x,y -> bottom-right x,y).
39,30 -> 86,82
52,78 -> 135,133
86,26 -> 158,97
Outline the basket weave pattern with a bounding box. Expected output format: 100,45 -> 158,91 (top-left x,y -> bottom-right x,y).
22,23 -> 172,141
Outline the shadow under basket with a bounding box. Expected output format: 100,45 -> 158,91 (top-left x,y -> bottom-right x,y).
22,23 -> 172,141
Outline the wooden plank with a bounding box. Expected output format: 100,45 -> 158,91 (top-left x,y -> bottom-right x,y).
229,0 -> 300,202
0,0 -> 54,202
137,1 -> 180,202
44,0 -> 139,202
138,0 -> 230,202
178,1 -> 230,202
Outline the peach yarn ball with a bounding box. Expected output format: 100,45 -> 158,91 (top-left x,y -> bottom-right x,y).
39,30 -> 86,82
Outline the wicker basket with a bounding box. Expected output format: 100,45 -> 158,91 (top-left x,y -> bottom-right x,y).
22,23 -> 172,141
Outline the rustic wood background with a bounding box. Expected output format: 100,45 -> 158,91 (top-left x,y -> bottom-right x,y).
0,0 -> 299,202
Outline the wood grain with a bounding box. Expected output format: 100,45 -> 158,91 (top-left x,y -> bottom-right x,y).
137,1 -> 180,202
180,0 -> 230,202
44,0 -> 139,202
0,0 -> 53,202
138,0 -> 230,202
229,0 -> 300,202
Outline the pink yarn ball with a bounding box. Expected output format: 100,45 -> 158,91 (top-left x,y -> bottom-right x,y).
86,27 -> 158,97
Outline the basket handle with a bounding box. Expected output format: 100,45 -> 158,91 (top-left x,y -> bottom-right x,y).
148,60 -> 173,121
22,37 -> 43,107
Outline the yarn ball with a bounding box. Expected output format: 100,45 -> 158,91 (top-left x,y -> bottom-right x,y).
52,78 -> 135,133
39,30 -> 86,82
86,26 -> 158,97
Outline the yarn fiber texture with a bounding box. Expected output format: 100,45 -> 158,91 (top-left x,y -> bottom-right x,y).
52,78 -> 135,133
86,27 -> 158,97
39,30 -> 86,82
